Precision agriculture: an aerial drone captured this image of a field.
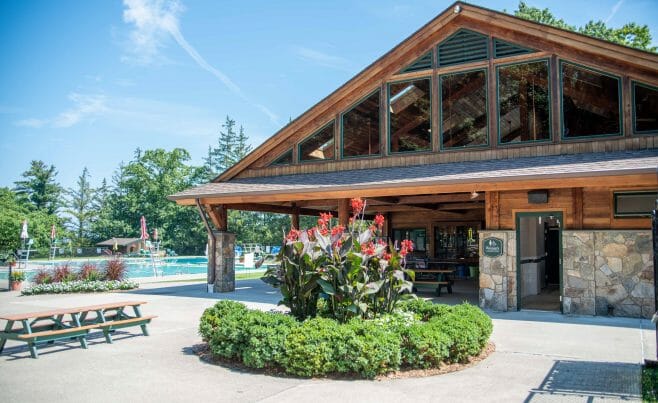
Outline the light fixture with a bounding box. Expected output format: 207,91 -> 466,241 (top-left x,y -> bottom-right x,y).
470,190 -> 480,200
454,5 -> 461,13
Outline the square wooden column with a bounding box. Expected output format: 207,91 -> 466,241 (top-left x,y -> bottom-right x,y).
338,199 -> 350,227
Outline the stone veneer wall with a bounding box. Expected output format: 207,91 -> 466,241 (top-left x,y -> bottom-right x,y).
479,231 -> 516,311
479,229 -> 654,318
563,231 -> 653,318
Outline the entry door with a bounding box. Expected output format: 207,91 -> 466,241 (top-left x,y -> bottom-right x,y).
515,212 -> 563,312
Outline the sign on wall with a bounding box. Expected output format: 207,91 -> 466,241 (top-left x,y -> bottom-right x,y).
483,237 -> 504,257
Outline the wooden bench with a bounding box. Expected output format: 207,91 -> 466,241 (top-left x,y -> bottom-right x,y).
0,301 -> 156,358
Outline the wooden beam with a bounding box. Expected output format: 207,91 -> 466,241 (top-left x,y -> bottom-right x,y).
208,205 -> 227,231
437,202 -> 484,210
573,188 -> 583,229
338,199 -> 350,227
397,193 -> 484,204
224,203 -> 332,217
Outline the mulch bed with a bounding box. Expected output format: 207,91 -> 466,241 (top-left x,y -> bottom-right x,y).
192,341 -> 496,380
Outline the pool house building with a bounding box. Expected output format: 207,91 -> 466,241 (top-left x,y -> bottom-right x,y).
170,2 -> 658,318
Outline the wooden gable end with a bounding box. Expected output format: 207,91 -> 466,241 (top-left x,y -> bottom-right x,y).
218,2 -> 658,182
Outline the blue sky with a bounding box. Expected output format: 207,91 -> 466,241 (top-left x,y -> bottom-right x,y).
1,0 -> 657,189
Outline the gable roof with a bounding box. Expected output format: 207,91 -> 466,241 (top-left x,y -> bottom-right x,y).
216,1 -> 658,183
170,149 -> 658,205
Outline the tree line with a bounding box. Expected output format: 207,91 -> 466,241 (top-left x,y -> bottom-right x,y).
0,116 -> 292,256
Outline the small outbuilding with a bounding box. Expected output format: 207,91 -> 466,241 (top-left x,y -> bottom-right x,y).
96,238 -> 142,254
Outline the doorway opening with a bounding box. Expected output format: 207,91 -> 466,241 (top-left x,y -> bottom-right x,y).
516,212 -> 562,312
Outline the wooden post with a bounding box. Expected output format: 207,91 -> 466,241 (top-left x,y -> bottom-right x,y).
291,203 -> 300,229
573,188 -> 583,229
485,191 -> 500,230
338,199 -> 350,227
211,205 -> 228,231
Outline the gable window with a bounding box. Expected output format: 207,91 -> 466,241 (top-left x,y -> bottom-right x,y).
614,191 -> 658,218
561,62 -> 621,138
299,122 -> 335,162
399,51 -> 433,74
497,60 -> 550,144
440,69 -> 488,149
270,149 -> 292,166
633,82 -> 658,134
388,78 -> 431,153
341,90 -> 381,158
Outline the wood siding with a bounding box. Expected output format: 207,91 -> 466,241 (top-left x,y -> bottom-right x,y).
486,186 -> 654,230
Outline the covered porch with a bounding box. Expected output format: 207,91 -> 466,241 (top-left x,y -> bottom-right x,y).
169,149 -> 658,317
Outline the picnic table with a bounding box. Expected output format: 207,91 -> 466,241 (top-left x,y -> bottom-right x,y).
409,259 -> 456,296
0,301 -> 156,359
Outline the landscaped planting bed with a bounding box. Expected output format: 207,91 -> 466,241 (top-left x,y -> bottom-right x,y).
198,299 -> 493,379
21,280 -> 139,295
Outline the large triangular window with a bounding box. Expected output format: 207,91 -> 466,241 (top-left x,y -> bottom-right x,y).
299,122 -> 335,162
437,29 -> 488,67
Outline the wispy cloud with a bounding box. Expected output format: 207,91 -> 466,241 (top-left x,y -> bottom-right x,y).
14,92 -> 220,140
15,118 -> 46,128
605,0 -> 625,24
121,0 -> 280,125
293,46 -> 352,72
14,93 -> 108,129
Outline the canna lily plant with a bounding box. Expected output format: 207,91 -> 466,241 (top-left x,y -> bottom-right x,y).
262,197 -> 416,322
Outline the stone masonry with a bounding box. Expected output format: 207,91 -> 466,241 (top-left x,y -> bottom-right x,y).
480,230 -> 653,318
211,230 -> 236,293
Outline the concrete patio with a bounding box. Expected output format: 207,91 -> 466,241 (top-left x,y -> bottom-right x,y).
0,278 -> 653,402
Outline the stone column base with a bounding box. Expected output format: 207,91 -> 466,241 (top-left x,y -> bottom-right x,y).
211,230 -> 235,293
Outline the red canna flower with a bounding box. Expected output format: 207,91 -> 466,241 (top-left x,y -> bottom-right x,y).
318,212 -> 333,228
285,229 -> 300,242
350,197 -> 364,214
374,213 -> 385,229
400,239 -> 414,257
383,252 -> 392,260
319,227 -> 329,236
360,241 -> 376,256
331,225 -> 345,237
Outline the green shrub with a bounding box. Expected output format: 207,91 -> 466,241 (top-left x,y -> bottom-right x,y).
199,300 -> 493,378
241,311 -> 298,369
400,321 -> 451,368
344,319 -> 402,378
199,300 -> 248,341
431,310 -> 484,363
283,317 -> 349,377
399,299 -> 453,321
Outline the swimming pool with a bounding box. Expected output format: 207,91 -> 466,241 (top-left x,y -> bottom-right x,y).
0,256 -> 266,281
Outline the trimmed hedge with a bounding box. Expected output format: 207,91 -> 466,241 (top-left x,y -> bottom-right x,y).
199,298 -> 492,379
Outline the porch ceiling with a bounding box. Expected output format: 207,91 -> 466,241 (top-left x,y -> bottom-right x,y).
169,149 -> 658,205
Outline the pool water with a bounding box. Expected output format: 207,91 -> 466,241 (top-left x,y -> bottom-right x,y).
0,256 -> 263,281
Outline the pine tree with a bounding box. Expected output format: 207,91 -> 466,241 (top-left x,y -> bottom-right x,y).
235,125 -> 253,159
63,167 -> 97,245
13,160 -> 63,215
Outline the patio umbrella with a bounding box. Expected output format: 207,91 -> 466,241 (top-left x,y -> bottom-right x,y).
152,228 -> 158,241
20,220 -> 28,240
140,216 -> 150,241
50,224 -> 56,241
113,239 -> 118,252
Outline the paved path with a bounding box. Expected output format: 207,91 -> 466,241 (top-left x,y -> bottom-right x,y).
0,279 -> 653,402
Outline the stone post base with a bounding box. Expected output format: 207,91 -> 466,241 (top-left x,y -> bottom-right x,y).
210,230 -> 235,293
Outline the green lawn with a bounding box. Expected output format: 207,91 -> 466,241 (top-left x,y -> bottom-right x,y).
153,271 -> 264,283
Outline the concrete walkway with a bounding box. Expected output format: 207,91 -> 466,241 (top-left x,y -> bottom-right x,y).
0,279 -> 653,402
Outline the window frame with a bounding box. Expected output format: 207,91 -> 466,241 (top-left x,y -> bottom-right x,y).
631,80 -> 658,136
387,76 -> 433,155
340,88 -> 382,160
438,67 -> 490,151
559,60 -> 623,140
613,190 -> 658,218
297,120 -> 336,164
496,58 -> 552,146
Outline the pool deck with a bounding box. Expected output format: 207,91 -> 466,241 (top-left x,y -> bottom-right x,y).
0,278 -> 653,402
